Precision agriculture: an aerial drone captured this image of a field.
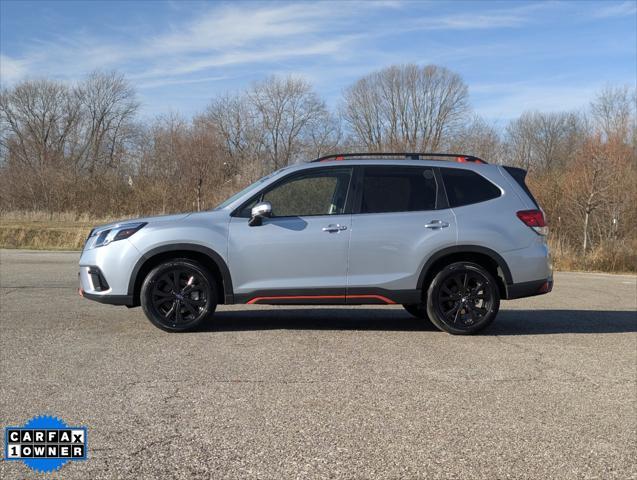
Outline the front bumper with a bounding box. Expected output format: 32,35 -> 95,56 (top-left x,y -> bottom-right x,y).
78,238 -> 140,306
78,286 -> 134,306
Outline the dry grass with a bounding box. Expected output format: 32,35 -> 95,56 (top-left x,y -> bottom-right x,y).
549,237 -> 637,273
1,211 -> 635,272
0,211 -> 121,250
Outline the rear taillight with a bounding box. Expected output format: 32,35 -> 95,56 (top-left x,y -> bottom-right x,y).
516,209 -> 548,236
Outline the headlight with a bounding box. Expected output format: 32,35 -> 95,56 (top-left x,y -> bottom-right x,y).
87,222 -> 147,249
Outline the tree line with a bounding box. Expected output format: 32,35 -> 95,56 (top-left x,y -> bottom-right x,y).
1,65 -> 635,270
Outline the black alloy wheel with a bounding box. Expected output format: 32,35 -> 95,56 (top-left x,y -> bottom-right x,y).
141,259 -> 217,332
426,262 -> 500,335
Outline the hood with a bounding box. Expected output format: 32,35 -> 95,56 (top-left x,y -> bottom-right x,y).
92,212 -> 192,231
84,212 -> 195,250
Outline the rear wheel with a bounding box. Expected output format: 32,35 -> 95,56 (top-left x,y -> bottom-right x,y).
426,262 -> 500,335
141,259 -> 217,332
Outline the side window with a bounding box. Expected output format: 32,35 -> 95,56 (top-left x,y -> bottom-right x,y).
441,168 -> 501,207
239,168 -> 352,217
360,166 -> 437,214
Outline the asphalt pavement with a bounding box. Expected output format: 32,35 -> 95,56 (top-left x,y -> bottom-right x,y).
0,249 -> 635,479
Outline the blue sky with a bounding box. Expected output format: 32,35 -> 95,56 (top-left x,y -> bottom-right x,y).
1,0 -> 635,122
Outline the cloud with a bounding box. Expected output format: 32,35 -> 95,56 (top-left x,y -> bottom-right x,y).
133,36 -> 355,80
408,1 -> 556,31
1,0 -> 632,120
137,75 -> 231,89
0,54 -> 29,86
149,3 -> 335,54
1,2 -> 358,85
414,12 -> 526,30
1,0 -> 547,88
472,82 -> 601,121
591,1 -> 637,19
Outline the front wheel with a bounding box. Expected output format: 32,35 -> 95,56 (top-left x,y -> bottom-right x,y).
426,262 -> 500,335
140,259 -> 217,332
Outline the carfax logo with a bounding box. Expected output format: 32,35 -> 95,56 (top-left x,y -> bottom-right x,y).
4,415 -> 88,474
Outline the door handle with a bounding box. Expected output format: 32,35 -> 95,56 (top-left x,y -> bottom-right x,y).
322,224 -> 347,233
425,220 -> 450,229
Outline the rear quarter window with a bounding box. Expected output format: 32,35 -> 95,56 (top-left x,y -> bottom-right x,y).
441,168 -> 501,207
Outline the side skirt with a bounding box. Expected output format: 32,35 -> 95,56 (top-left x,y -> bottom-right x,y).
234,288 -> 422,306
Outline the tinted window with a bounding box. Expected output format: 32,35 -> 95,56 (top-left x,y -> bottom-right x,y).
360,166 -> 437,214
239,168 -> 352,217
441,168 -> 501,207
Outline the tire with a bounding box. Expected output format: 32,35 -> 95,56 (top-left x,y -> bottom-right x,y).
402,303 -> 431,323
426,262 -> 500,335
140,258 -> 217,332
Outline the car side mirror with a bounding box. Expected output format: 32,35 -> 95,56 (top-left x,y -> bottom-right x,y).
248,201 -> 272,227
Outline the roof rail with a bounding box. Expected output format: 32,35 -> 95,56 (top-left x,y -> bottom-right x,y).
311,152 -> 487,164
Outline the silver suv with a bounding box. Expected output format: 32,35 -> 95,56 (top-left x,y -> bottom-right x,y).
79,153 -> 552,334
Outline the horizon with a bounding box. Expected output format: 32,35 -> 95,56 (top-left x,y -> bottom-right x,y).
1,0 -> 636,124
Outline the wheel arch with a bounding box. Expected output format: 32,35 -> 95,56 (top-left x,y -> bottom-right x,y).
128,244 -> 234,306
417,245 -> 512,298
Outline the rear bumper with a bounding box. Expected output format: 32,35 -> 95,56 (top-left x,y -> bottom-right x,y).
505,278 -> 553,300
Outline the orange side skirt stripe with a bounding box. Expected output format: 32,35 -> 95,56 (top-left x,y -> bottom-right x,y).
246,294 -> 396,305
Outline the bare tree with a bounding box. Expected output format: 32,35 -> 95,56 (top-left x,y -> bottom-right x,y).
203,92 -> 265,180
343,64 -> 470,152
74,71 -> 139,174
302,109 -> 342,159
447,115 -> 502,163
249,75 -> 328,169
186,118 -> 229,211
504,111 -> 586,171
591,85 -> 635,143
0,72 -> 139,213
569,138 -> 616,254
204,76 -> 331,178
0,79 -> 81,212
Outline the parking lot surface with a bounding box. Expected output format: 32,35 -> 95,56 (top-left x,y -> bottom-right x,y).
1,249 -> 635,479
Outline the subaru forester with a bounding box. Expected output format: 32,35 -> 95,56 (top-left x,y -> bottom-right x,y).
79,153 -> 552,334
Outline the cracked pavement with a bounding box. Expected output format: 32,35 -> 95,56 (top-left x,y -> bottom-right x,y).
1,250 -> 636,479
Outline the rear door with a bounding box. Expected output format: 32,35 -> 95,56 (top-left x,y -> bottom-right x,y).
346,165 -> 457,299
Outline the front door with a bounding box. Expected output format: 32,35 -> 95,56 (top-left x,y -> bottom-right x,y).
228,167 -> 353,304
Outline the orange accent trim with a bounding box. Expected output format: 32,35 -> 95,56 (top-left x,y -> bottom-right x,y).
247,295 -> 344,304
246,294 -> 395,305
320,155 -> 345,162
347,294 -> 396,304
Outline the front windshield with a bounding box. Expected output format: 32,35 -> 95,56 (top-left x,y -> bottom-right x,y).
213,169 -> 282,210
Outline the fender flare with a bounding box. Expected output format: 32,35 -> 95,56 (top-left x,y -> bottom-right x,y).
127,243 -> 234,304
416,245 -> 513,290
